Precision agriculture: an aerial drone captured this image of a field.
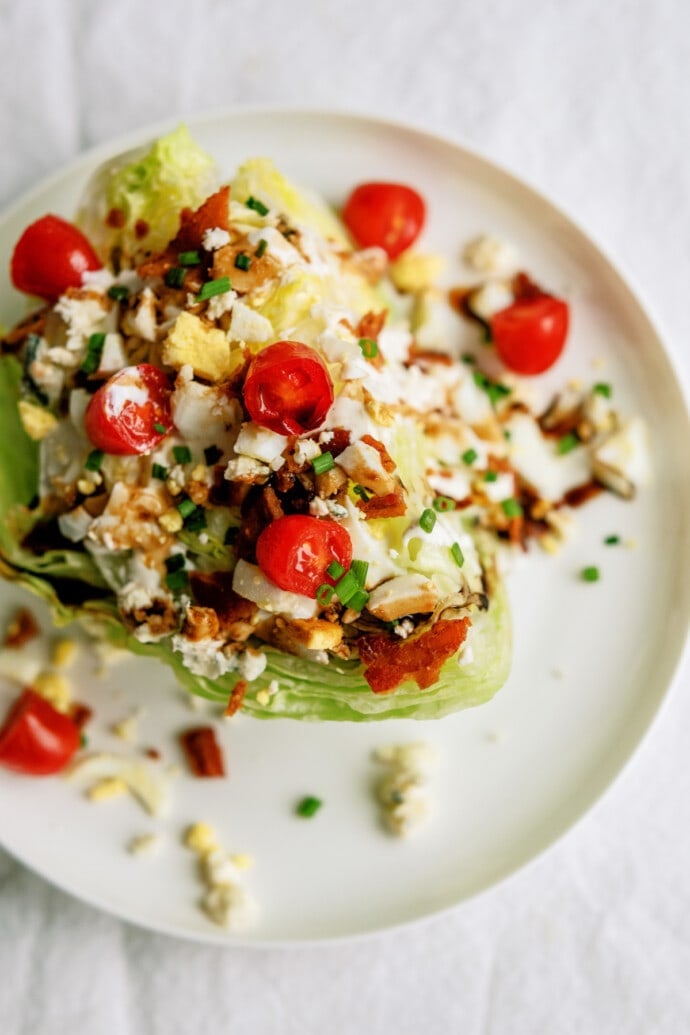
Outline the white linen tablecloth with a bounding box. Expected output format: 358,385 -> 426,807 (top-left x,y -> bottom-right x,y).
1,1 -> 689,1032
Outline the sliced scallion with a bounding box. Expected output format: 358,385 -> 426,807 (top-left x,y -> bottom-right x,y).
197,276 -> 231,302
246,195 -> 269,216
296,795 -> 322,818
350,559 -> 369,586
581,566 -> 600,582
152,463 -> 168,480
450,542 -> 465,567
234,252 -> 251,271
173,445 -> 192,465
326,560 -> 345,580
178,250 -> 201,266
312,451 -> 335,475
164,267 -> 186,289
316,583 -> 334,606
462,448 -> 478,466
255,238 -> 268,258
433,496 -> 455,512
557,432 -> 579,455
419,508 -> 436,533
107,284 -> 129,302
358,337 -> 378,359
501,498 -> 523,518
84,449 -> 104,472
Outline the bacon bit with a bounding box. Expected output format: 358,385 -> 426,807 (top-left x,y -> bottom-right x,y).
358,618 -> 471,694
179,725 -> 225,777
224,680 -> 248,717
182,606 -> 220,642
259,485 -> 284,523
507,515 -> 524,548
69,703 -> 93,730
360,434 -> 396,474
106,208 -> 126,229
189,572 -> 258,640
512,271 -> 546,301
145,747 -> 161,760
135,219 -> 150,240
406,345 -> 454,367
563,482 -> 603,508
2,307 -> 48,350
3,607 -> 39,648
357,486 -> 407,519
356,310 -> 387,341
138,187 -> 231,278
448,286 -> 475,321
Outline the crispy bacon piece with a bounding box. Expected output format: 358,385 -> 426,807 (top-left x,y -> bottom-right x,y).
138,186 -> 230,278
563,482 -> 603,508
189,572 -> 258,640
357,486 -> 407,519
179,725 -> 225,777
406,345 -> 454,367
224,679 -> 248,717
3,607 -> 39,648
2,308 -> 48,351
69,703 -> 93,730
358,618 -> 471,694
355,310 -> 387,369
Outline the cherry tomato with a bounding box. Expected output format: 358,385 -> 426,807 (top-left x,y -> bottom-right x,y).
255,515 -> 352,597
243,341 -> 334,436
490,294 -> 569,375
84,363 -> 172,455
342,182 -> 425,259
10,214 -> 102,301
0,688 -> 81,775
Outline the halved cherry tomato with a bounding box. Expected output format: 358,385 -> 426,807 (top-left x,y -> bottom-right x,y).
342,182 -> 425,259
10,214 -> 102,301
243,341 -> 334,436
255,515 -> 352,597
0,688 -> 81,775
491,294 -> 569,375
84,363 -> 172,455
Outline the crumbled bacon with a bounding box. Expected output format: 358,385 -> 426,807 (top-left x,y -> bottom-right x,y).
357,486 -> 407,519
69,703 -> 93,729
180,725 -> 225,777
182,606 -> 221,642
356,310 -> 387,341
359,434 -> 396,474
138,187 -> 231,278
189,572 -> 258,640
224,679 -> 248,717
407,345 -> 454,367
563,482 -> 603,508
357,618 -> 471,694
1,308 -> 48,351
3,607 -> 39,648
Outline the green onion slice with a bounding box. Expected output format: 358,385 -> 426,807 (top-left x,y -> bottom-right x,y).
450,542 -> 465,567
296,795 -> 322,818
358,337 -> 378,359
197,276 -> 231,302
173,445 -> 192,465
462,448 -> 478,466
164,267 -> 186,289
312,451 -> 335,475
234,253 -> 251,271
581,565 -> 600,582
316,583 -> 334,606
84,449 -> 104,472
433,496 -> 455,512
501,498 -> 523,518
419,508 -> 436,533
246,196 -> 269,216
326,560 -> 345,580
152,463 -> 168,480
350,559 -> 369,586
557,432 -> 579,455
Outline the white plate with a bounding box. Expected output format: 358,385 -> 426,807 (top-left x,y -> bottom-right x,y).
0,110 -> 688,945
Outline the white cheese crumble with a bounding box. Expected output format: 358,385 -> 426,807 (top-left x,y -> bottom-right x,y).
202,226 -> 231,251
234,423 -> 288,464
206,288 -> 237,321
373,742 -> 439,838
232,559 -> 317,619
463,234 -> 517,274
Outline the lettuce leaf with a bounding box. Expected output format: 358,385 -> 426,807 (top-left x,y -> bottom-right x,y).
77,125 -> 217,261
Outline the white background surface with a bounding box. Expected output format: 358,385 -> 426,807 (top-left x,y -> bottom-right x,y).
0,0 -> 689,1032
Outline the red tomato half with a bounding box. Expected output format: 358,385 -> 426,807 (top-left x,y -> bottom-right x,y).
11,214 -> 102,301
490,295 -> 569,375
255,515 -> 352,597
342,182 -> 425,259
84,363 -> 172,455
0,688 -> 81,775
243,341 -> 334,436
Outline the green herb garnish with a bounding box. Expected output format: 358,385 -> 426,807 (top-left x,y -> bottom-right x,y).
326,560 -> 345,580
80,332 -> 106,375
557,432 -> 579,455
593,382 -> 612,398
234,252 -> 251,271
358,337 -> 378,359
255,238 -> 268,258
450,542 -> 465,567
296,796 -> 322,818
604,534 -> 620,546
312,451 -> 335,475
197,276 -> 231,302
433,496 -> 455,512
152,463 -> 168,480
107,284 -> 129,302
164,267 -> 186,289
153,422 -> 168,435
462,448 -> 478,466
581,566 -> 600,582
501,498 -> 523,518
85,449 -> 104,472
350,559 -> 369,586
173,445 -> 192,465
178,250 -> 201,266
420,508 -> 436,533
246,195 -> 269,216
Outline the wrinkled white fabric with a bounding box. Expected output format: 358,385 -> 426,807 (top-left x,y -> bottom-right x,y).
1,0 -> 689,1032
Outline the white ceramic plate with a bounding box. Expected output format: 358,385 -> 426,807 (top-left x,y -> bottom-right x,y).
0,110 -> 688,945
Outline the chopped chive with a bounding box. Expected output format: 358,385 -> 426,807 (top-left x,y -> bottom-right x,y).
165,569 -> 190,592
461,353 -> 477,365
316,583 -> 334,606
501,498 -> 523,518
152,463 -> 168,480
450,542 -> 465,567
164,267 -> 186,289
246,195 -> 269,216
224,526 -> 239,546
296,795 -> 322,818
353,484 -> 371,501
604,534 -> 620,546
334,570 -> 359,604
80,332 -> 106,374
312,451 -> 335,475
234,252 -> 251,271
197,276 -> 231,302
84,449 -> 104,472
480,325 -> 493,344
462,448 -> 478,466
164,553 -> 186,574
107,284 -> 129,302
473,370 -> 511,406
80,732 -> 88,748
420,508 -> 436,533
557,432 -> 579,455
347,588 -> 369,612
503,428 -> 512,441
581,565 -> 600,582
593,382 -> 612,398
178,250 -> 201,266
177,498 -> 197,519
204,445 -> 222,465
326,560 -> 345,580
153,422 -> 168,435
185,508 -> 207,532
433,496 -> 456,512
358,337 -> 378,359
255,238 -> 268,258
173,445 -> 192,465
484,470 -> 498,482
350,559 -> 369,586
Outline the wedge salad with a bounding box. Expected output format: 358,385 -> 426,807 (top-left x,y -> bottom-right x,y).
0,126 -> 647,758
